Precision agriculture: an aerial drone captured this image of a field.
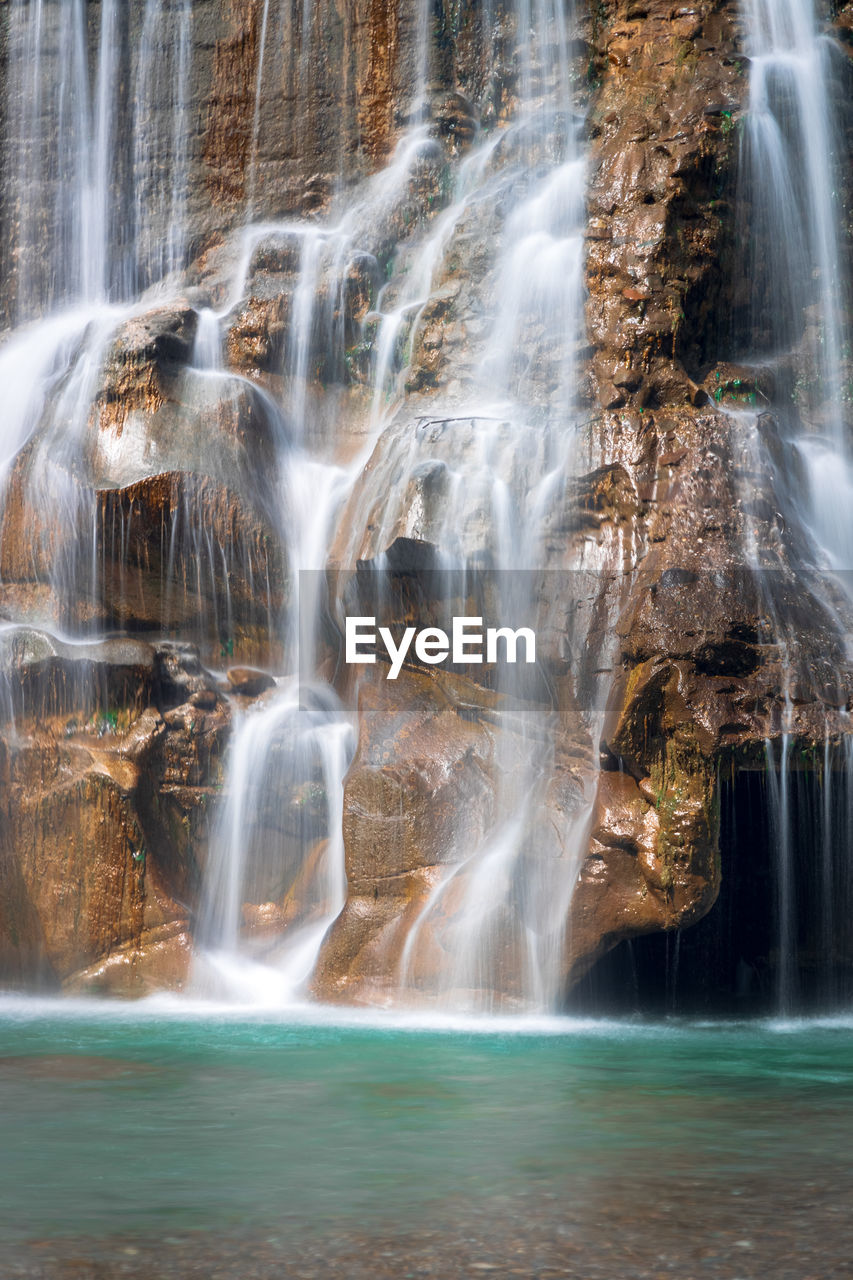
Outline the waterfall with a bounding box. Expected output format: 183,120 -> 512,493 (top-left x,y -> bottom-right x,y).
737,0 -> 853,1009
13,0 -> 853,1014
7,0 -> 193,312
376,1 -> 599,1012
7,0 -> 96,315
246,0 -> 272,218
741,0 -> 846,424
193,310 -> 223,372
196,685 -> 354,1004
0,0 -> 616,1012
765,736 -> 796,1012
1,3 -> 294,658
740,0 -> 853,570
181,0 -> 609,1013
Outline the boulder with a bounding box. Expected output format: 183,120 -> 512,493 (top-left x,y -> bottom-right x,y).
0,633 -> 231,993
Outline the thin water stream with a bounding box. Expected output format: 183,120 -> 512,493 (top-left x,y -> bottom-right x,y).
734,0 -> 853,1011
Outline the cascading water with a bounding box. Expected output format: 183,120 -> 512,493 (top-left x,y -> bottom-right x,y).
317,0 -> 618,1012
739,0 -> 851,556
1,4 -> 298,660
7,0 -> 192,313
184,0 -> 612,1012
12,0 -> 845,1016
196,685 -> 354,1004
133,0 -> 193,292
7,0 -> 107,315
0,0 -> 627,1014
8,12 -> 853,1277
736,0 -> 853,1009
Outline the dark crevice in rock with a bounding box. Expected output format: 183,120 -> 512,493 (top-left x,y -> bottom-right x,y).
571,761 -> 853,1014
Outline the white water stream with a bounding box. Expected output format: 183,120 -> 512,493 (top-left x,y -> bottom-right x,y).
738,0 -> 853,1010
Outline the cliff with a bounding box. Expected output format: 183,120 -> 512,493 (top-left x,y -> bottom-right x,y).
0,0 -> 851,1005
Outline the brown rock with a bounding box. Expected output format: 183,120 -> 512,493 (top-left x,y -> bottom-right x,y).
585,0 -> 744,408
312,666 -> 501,1002
226,667 -> 276,697
64,925 -> 193,997
0,635 -> 230,990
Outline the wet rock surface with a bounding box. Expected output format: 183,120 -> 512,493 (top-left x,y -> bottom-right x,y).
584,0 -> 745,410
0,634 -> 234,994
0,1 -> 517,325
312,0 -> 853,1000
0,306 -> 287,664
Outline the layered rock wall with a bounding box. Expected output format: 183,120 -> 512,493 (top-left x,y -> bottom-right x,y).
2,0 -> 853,1001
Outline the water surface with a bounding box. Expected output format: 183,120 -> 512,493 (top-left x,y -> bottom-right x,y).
1,1003 -> 851,1276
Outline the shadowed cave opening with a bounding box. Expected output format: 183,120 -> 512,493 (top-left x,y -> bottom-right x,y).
570,762 -> 853,1016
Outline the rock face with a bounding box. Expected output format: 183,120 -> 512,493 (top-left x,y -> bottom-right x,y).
0,631 -> 245,994
0,625 -> 342,995
584,0 -> 743,411
1,0 -> 853,1003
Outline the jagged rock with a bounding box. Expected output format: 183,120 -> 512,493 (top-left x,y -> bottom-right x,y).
92,307 -> 283,484
154,641 -> 211,707
0,633 -> 230,993
584,0 -> 744,410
